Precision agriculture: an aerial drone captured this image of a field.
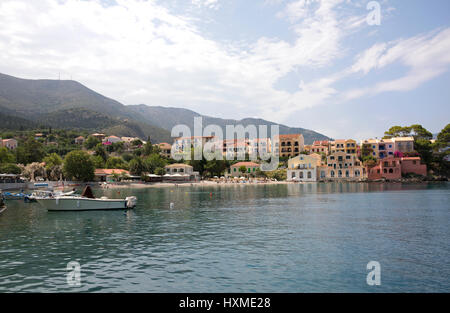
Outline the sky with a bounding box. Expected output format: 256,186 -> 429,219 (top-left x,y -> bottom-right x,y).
0,0 -> 449,140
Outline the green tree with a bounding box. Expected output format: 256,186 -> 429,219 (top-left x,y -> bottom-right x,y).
84,136 -> 101,149
155,167 -> 166,176
204,160 -> 228,177
43,153 -> 63,180
43,153 -> 62,171
17,137 -> 45,165
143,153 -> 166,173
0,163 -> 21,174
129,157 -> 145,175
63,150 -> 95,182
143,140 -> 153,156
106,157 -> 128,170
94,143 -> 108,162
239,165 -> 247,175
91,155 -> 105,169
435,123 -> 450,149
0,147 -> 15,163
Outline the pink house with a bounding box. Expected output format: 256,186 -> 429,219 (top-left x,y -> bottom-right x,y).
367,156 -> 427,180
368,157 -> 402,180
400,157 -> 427,176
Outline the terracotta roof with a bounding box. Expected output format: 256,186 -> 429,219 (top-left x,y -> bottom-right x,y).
231,162 -> 260,167
277,134 -> 302,139
95,169 -> 129,175
165,163 -> 193,168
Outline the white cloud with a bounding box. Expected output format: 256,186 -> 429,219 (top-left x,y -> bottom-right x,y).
0,0 -> 448,130
345,28 -> 450,98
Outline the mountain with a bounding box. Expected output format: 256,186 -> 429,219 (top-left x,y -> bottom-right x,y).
0,72 -> 172,143
0,72 -> 330,144
0,112 -> 37,130
128,105 -> 330,144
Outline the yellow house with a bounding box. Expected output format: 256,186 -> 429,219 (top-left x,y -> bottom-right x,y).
287,153 -> 322,181
330,139 -> 357,155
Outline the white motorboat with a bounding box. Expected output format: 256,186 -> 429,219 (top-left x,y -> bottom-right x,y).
35,186 -> 137,211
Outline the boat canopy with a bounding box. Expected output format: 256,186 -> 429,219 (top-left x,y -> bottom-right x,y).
81,186 -> 95,199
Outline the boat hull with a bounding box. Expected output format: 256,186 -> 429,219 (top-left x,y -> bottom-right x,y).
36,197 -> 131,211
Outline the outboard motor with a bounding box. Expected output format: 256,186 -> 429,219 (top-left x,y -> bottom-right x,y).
126,196 -> 137,209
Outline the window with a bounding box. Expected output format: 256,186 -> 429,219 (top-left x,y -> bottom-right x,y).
355,170 -> 360,177
331,171 -> 335,177
346,170 -> 349,177
292,172 -> 296,178
389,169 -> 393,174
338,170 -> 342,177
321,171 -> 326,178
307,171 -> 312,179
300,172 -> 304,178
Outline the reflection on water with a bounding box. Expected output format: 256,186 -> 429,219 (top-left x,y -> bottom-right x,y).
0,182 -> 449,292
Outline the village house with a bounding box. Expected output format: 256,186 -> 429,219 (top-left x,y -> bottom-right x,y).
248,138 -> 271,158
368,156 -> 427,180
227,161 -> 260,177
94,169 -> 130,182
34,133 -> 44,140
391,137 -> 415,154
155,142 -> 172,158
361,138 -> 395,159
164,163 -> 199,181
310,140 -> 329,155
287,153 -> 322,182
273,134 -> 304,158
368,157 -> 402,180
319,151 -> 367,180
1,138 -> 18,150
172,136 -> 216,159
103,135 -> 123,144
74,136 -> 85,145
400,157 -> 427,176
330,139 -> 358,155
90,133 -> 106,141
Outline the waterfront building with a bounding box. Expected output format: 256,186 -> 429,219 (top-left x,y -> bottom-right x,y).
164,163 -> 199,181
330,139 -> 357,155
400,157 -> 427,176
273,134 -> 305,158
368,157 -> 402,180
320,151 -> 367,180
287,153 -> 322,182
248,138 -> 271,158
94,169 -> 130,182
367,156 -> 427,180
391,137 -> 415,154
361,138 -> 395,159
310,140 -> 329,155
227,161 -> 260,177
1,138 -> 18,150
173,136 -> 216,153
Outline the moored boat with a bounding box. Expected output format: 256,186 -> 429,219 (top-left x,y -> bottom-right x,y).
35,186 -> 137,211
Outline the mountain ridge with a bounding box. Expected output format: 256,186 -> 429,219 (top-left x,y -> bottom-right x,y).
0,72 -> 330,144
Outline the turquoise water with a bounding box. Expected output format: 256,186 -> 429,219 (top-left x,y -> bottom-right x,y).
0,182 -> 449,292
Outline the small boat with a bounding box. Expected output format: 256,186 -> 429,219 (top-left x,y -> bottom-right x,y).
35,186 -> 137,211
2,191 -> 30,200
